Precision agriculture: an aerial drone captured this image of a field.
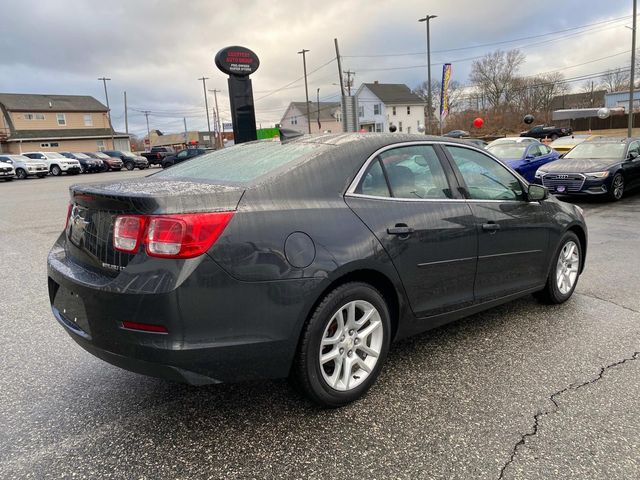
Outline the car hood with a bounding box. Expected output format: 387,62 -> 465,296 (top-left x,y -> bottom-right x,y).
541,157 -> 620,173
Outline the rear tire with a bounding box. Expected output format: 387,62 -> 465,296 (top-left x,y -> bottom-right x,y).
534,232 -> 582,304
292,282 -> 391,407
550,134 -> 559,140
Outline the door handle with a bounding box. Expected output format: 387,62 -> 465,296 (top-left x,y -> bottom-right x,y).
482,222 -> 500,232
387,224 -> 414,235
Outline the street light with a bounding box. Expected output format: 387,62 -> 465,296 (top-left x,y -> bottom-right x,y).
418,15 -> 437,135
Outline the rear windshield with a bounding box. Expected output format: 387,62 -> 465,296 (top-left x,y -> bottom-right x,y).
153,141 -> 323,183
487,144 -> 528,158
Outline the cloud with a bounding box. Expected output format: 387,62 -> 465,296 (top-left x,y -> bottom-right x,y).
0,0 -> 632,136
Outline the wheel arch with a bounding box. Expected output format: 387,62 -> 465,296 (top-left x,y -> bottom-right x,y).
567,224 -> 587,273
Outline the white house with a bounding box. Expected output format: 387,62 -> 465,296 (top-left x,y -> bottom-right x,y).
355,82 -> 426,133
280,101 -> 342,134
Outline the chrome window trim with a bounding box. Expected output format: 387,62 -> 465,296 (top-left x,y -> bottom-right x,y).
345,140 -> 532,203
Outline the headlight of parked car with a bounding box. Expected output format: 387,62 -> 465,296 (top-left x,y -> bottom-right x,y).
534,169 -> 546,178
584,171 -> 609,179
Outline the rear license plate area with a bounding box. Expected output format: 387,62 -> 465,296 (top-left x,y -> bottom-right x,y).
53,285 -> 91,337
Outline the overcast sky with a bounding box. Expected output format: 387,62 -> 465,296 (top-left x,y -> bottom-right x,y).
0,0 -> 633,137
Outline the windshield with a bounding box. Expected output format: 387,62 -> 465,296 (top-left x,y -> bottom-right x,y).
74,153 -> 90,159
94,152 -> 110,159
47,152 -> 66,159
487,144 -> 528,158
564,142 -> 626,159
154,141 -> 324,183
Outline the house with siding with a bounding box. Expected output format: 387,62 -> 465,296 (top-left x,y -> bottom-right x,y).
0,93 -> 130,154
355,82 -> 426,133
280,101 -> 342,134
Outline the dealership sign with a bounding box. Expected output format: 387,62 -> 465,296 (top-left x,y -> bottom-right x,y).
215,46 -> 260,77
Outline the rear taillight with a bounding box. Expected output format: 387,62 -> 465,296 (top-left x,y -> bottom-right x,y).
156,153 -> 161,159
113,212 -> 233,259
65,203 -> 72,229
113,215 -> 145,253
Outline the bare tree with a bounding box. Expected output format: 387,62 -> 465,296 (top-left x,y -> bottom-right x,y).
469,49 -> 525,109
413,79 -> 463,115
600,68 -> 630,93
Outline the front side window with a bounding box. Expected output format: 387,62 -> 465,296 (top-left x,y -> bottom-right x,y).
177,150 -> 189,158
627,141 -> 640,157
447,146 -> 525,201
57,113 -> 66,126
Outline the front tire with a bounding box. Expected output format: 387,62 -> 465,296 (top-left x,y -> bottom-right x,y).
125,162 -> 134,171
534,232 -> 582,304
50,165 -> 62,176
15,168 -> 27,180
609,173 -> 624,201
292,282 -> 391,407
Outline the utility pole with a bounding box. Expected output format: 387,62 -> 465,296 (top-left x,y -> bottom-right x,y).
124,91 -> 129,135
343,70 -> 355,96
142,110 -> 151,150
334,39 -> 345,97
209,89 -> 223,148
629,0 -> 637,137
418,15 -> 437,135
317,87 -> 321,132
198,77 -> 213,148
298,49 -> 311,134
98,77 -> 115,148
183,117 -> 188,146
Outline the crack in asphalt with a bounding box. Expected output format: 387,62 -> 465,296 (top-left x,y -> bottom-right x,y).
497,351 -> 640,480
576,292 -> 640,315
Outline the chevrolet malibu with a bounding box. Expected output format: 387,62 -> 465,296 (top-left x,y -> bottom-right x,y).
48,134 -> 587,407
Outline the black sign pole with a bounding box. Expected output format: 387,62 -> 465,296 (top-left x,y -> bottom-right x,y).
215,46 -> 260,144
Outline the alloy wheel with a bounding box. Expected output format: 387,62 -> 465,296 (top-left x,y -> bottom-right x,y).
556,240 -> 579,295
319,300 -> 383,391
612,174 -> 624,200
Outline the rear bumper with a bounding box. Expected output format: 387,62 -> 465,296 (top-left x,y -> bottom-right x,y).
47,238 -> 321,385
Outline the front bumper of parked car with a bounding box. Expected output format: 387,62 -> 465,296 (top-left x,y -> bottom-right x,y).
535,172 -> 612,196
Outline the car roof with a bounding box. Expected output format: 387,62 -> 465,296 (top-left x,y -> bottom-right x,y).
583,136 -> 637,144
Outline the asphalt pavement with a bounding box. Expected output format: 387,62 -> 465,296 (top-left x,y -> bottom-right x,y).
0,170 -> 638,479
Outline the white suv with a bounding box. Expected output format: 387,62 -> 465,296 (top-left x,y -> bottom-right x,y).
0,154 -> 49,179
0,157 -> 16,181
23,151 -> 81,176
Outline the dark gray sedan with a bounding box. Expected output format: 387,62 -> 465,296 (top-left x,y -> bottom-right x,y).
47,134 -> 587,407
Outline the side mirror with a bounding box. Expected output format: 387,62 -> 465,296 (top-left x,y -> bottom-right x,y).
528,184 -> 548,201
628,151 -> 639,160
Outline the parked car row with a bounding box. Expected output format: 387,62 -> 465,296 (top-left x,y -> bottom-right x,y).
0,150 -> 150,180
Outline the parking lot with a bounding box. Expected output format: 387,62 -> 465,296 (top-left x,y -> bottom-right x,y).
0,171 -> 639,479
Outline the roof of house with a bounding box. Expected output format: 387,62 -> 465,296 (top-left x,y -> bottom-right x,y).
0,93 -> 108,112
288,102 -> 341,121
361,83 -> 425,105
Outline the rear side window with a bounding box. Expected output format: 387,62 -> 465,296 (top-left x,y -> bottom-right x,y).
155,141 -> 322,183
356,159 -> 390,197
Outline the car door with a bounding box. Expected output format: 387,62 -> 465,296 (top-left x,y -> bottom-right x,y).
623,141 -> 640,189
443,144 -> 550,302
345,143 -> 478,318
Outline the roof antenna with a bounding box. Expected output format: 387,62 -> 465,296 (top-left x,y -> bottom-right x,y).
279,128 -> 305,143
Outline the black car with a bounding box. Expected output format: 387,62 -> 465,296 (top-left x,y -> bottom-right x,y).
47,134 -> 587,407
102,150 -> 149,171
162,148 -> 208,168
521,125 -> 572,141
60,152 -> 103,173
534,137 -> 640,201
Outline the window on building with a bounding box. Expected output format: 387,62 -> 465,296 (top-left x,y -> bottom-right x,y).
96,140 -> 105,151
392,106 -> 396,116
336,111 -> 342,122
407,106 -> 411,115
407,127 -> 412,134
25,113 -> 45,120
374,104 -> 381,115
50,142 -> 59,147
84,114 -> 93,126
375,123 -> 383,132
358,106 -> 364,118
399,121 -> 403,132
40,143 -> 50,148
291,116 -> 297,125
56,113 -> 66,126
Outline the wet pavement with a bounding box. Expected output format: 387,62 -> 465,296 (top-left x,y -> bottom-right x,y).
1,171 -> 638,479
